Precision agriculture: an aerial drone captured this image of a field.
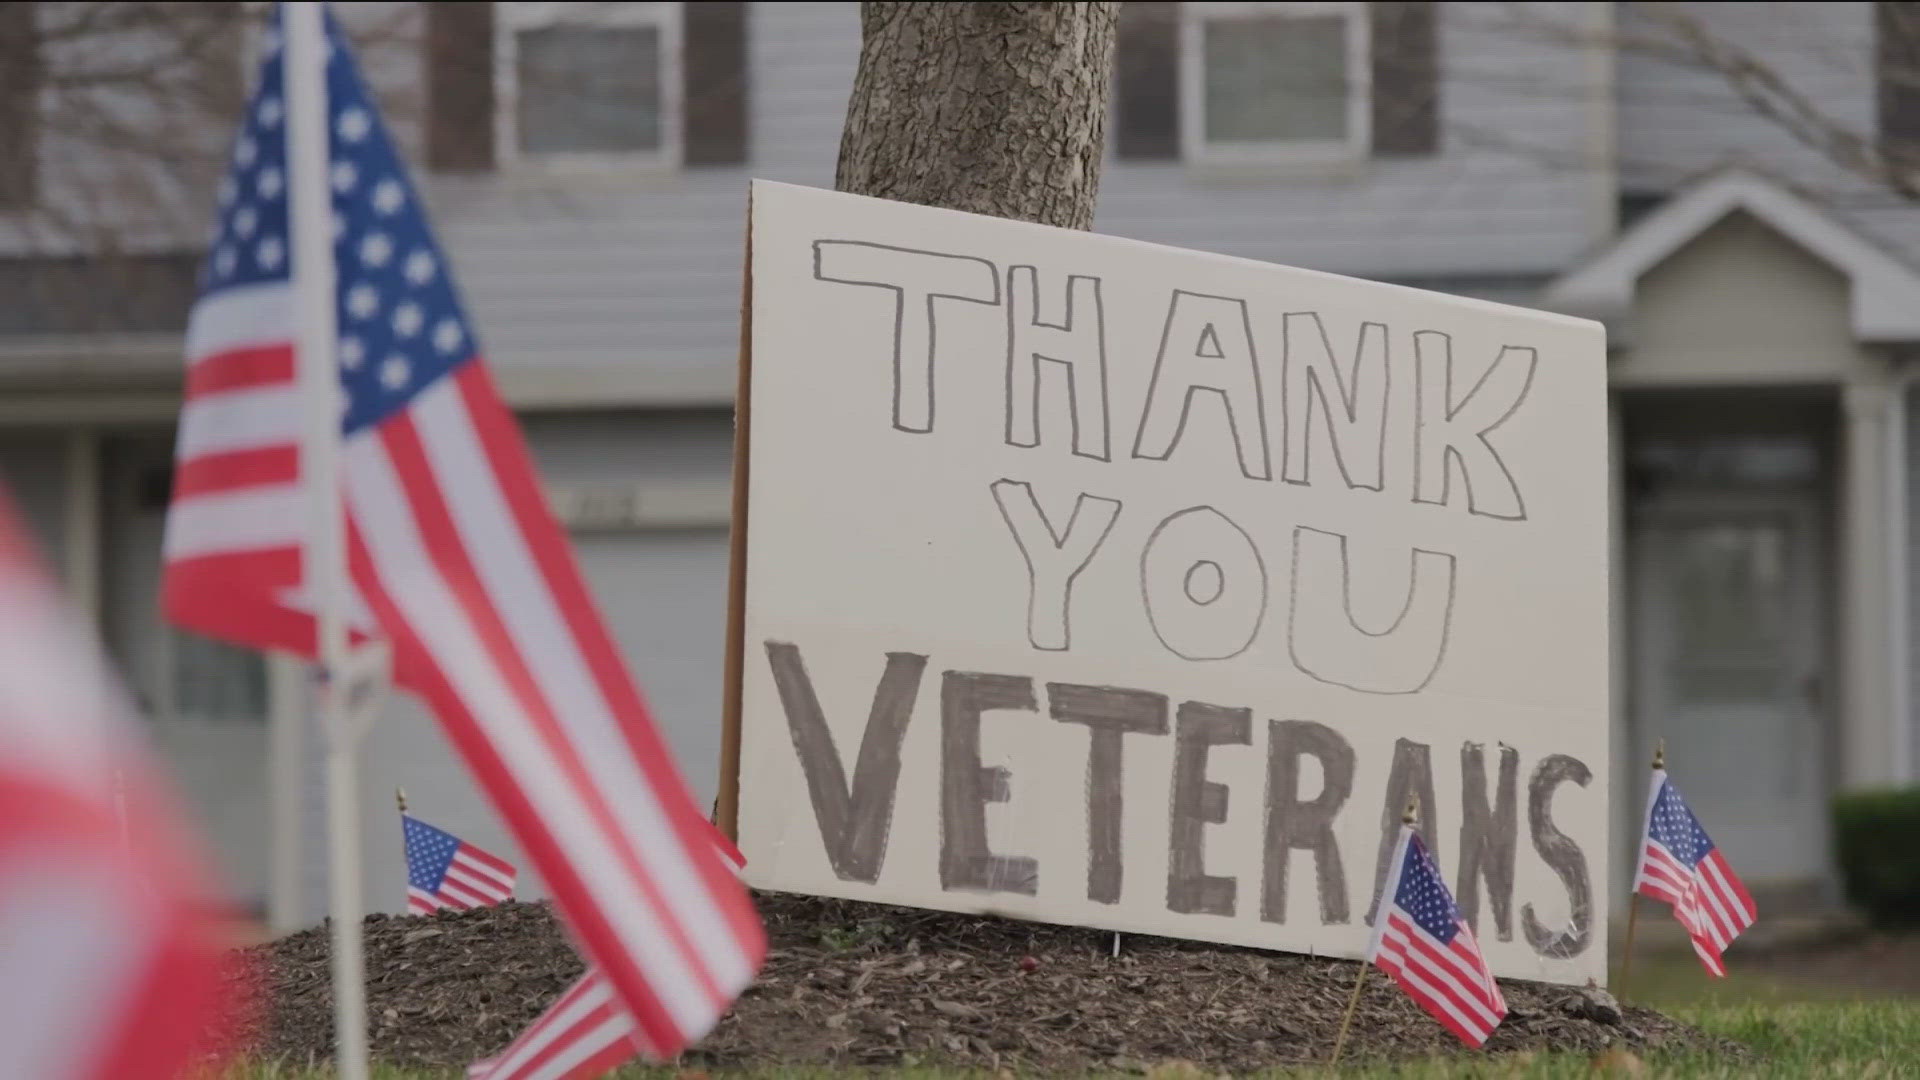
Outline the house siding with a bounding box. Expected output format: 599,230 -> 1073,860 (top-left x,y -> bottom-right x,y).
1615,2 -> 1920,269
425,2 -> 857,401
430,2 -> 1614,398
2,2 -> 1617,397
1617,2 -> 1879,196
1099,2 -> 1609,278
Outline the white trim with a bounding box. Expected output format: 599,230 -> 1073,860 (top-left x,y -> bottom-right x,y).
495,1 -> 683,175
1842,379 -> 1900,791
1892,368 -> 1917,785
1179,1 -> 1370,170
1542,170 -> 1920,344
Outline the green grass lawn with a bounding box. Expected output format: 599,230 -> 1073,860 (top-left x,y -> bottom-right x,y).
223,996 -> 1920,1079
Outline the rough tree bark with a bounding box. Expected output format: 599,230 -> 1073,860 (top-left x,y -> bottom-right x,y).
835,2 -> 1120,230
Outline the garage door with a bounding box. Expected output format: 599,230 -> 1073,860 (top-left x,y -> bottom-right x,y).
572,528 -> 733,812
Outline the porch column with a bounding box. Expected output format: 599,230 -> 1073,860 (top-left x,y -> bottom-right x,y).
1841,378 -> 1900,790
1891,374 -> 1916,786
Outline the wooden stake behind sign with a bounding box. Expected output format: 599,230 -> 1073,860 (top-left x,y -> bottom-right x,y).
716,189 -> 755,843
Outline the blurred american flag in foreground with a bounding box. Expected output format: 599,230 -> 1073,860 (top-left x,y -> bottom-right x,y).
468,838 -> 747,1080
0,483 -> 242,1078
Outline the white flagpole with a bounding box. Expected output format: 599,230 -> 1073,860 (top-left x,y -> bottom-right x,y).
285,4 -> 370,1079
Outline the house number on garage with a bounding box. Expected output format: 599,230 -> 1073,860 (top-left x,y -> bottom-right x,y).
547,481 -> 732,531
549,478 -> 645,530
547,483 -> 644,531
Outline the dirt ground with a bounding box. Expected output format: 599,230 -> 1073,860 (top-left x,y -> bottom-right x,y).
236,892 -> 1741,1071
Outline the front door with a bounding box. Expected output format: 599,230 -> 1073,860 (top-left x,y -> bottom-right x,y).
1631,493 -> 1829,896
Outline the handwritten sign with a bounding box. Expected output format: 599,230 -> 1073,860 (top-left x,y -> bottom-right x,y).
735,181 -> 1611,985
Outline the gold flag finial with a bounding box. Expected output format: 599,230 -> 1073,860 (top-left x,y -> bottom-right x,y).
396,787 -> 408,814
1402,793 -> 1420,827
1652,739 -> 1665,771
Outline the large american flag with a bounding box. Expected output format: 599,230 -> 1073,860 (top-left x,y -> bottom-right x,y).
162,4 -> 763,1055
0,488 -> 241,1079
403,813 -> 517,915
1366,827 -> 1507,1047
469,841 -> 748,1080
1634,769 -> 1755,977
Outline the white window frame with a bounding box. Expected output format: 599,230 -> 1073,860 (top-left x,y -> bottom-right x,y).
495,1 -> 683,173
1180,1 -> 1370,169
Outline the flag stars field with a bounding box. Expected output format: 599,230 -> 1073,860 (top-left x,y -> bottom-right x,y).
348,283 -> 379,320
360,231 -> 393,267
406,249 -> 437,285
434,318 -> 463,355
373,178 -> 405,214
394,301 -> 423,338
337,105 -> 370,142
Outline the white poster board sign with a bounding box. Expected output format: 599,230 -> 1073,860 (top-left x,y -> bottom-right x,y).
736,180 -> 1610,986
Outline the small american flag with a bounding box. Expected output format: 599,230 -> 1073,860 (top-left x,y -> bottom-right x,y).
1367,826 -> 1507,1047
403,813 -> 517,914
162,5 -> 763,1054
468,840 -> 746,1080
1634,769 -> 1755,976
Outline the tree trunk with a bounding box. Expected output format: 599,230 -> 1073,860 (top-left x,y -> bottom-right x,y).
836,2 -> 1120,230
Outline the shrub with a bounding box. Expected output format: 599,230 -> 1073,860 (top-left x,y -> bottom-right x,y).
1832,787 -> 1920,928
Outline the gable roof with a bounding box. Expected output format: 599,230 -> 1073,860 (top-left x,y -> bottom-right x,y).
1541,170 -> 1920,343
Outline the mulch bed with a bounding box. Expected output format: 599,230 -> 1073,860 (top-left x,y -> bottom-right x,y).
238,892 -> 1741,1071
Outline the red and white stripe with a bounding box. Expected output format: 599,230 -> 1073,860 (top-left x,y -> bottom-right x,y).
165,278 -> 765,1053
0,492 -> 242,1079
468,839 -> 747,1080
1366,828 -> 1507,1048
467,969 -> 646,1080
408,842 -> 516,915
1373,911 -> 1507,1047
1633,777 -> 1756,978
